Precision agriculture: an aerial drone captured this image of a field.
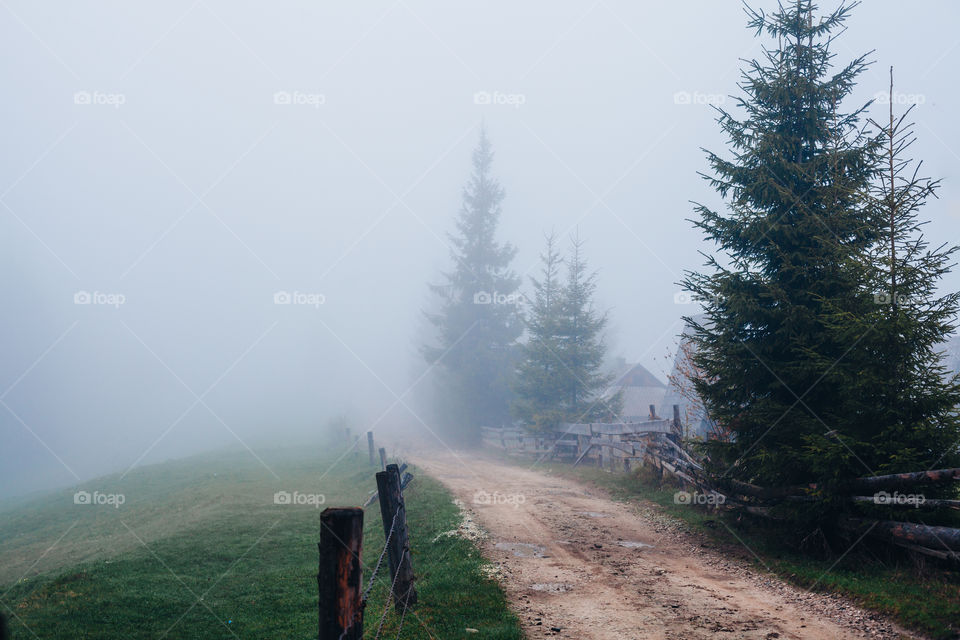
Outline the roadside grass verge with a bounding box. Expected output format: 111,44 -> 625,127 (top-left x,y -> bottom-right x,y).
1,445 -> 521,639
522,456 -> 960,640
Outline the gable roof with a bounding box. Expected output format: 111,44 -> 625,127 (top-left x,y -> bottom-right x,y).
611,362 -> 666,389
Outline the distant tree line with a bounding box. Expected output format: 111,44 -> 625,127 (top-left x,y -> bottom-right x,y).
422,128 -> 618,443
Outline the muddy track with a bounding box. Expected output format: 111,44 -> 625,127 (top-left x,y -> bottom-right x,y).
413,452 -> 919,640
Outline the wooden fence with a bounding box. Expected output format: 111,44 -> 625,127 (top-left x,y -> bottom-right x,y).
482,410 -> 960,563
481,404 -> 682,471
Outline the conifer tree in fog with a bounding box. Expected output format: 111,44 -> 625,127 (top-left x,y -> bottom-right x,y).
423,127 -> 522,442
682,1 -> 874,491
513,232 -> 565,428
682,1 -> 960,517
514,233 -> 620,428
556,235 -> 621,423
829,70 -> 960,477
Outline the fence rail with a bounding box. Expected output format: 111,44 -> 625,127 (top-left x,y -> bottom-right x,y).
481,410 -> 960,563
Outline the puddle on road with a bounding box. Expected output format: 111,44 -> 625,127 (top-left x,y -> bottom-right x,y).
575,511 -> 610,518
616,540 -> 654,549
495,542 -> 546,558
529,582 -> 574,593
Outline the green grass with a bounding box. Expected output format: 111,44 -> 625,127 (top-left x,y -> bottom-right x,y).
0,444 -> 522,639
526,458 -> 960,640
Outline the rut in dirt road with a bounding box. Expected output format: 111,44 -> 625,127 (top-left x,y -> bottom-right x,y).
414,453 -> 917,640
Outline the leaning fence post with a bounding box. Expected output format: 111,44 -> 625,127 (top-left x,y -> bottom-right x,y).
376,463 -> 418,611
379,447 -> 387,470
318,507 -> 364,640
367,431 -> 375,466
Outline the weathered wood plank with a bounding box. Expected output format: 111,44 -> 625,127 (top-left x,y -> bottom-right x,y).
555,421 -> 674,436
850,518 -> 960,551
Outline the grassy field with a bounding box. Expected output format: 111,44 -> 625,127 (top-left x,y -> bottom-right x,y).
524,457 -> 960,640
0,443 -> 523,639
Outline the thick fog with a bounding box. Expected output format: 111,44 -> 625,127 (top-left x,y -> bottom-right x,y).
2,1 -> 958,497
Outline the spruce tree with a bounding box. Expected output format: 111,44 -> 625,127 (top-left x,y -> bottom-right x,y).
513,232 -> 566,428
819,69 -> 960,479
685,2 -> 960,520
514,233 -> 620,428
423,127 -> 522,442
556,235 -> 621,423
682,1 -> 883,495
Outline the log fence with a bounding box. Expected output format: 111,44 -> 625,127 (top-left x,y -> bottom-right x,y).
481,407 -> 960,563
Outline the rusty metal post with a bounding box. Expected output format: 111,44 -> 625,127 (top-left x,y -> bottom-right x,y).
318,507 -> 363,640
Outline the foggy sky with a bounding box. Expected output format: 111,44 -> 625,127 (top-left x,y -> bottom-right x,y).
2,1 -> 958,497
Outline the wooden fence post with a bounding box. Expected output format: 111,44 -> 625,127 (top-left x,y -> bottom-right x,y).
318,507 -> 364,640
367,431 -> 375,466
376,464 -> 418,611
672,404 -> 682,438
379,447 -> 387,471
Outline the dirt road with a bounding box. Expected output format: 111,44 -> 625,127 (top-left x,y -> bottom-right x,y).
413,453 -> 917,640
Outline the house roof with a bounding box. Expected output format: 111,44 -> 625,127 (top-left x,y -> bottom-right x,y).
611,362 -> 666,389
605,362 -> 667,420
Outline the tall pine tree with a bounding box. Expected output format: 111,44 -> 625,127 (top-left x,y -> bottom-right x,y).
424,127 -> 522,442
682,1 -> 882,494
557,235 -> 621,423
514,233 -> 620,428
819,69 -> 960,479
684,2 -> 960,518
513,232 -> 566,428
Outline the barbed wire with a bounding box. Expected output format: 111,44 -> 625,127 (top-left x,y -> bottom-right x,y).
392,581 -> 411,640
363,505 -> 401,603
371,548 -> 406,640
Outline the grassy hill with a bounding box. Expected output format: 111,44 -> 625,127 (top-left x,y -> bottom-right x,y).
0,444 -> 522,639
